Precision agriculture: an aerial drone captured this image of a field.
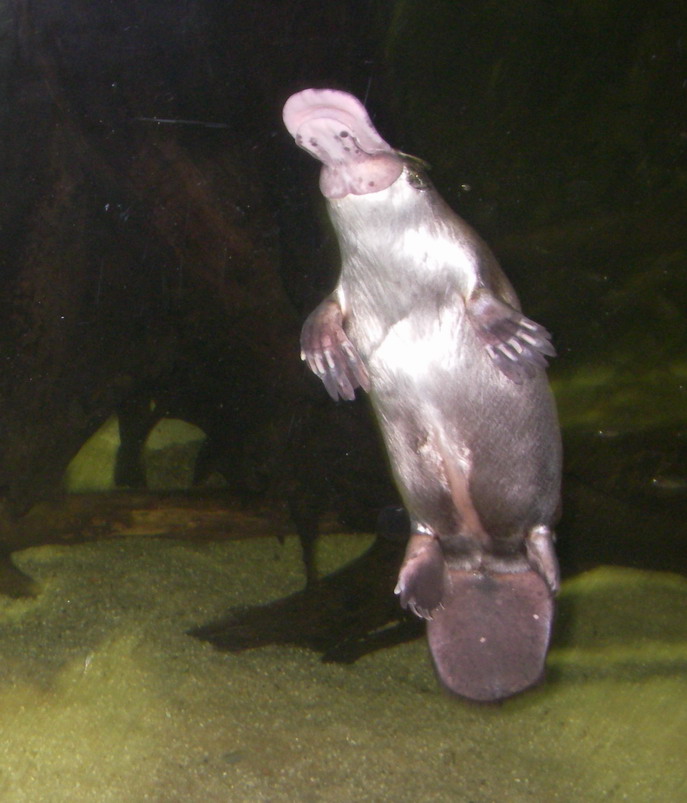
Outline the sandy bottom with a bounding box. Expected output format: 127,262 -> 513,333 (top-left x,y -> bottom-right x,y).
0,533 -> 685,802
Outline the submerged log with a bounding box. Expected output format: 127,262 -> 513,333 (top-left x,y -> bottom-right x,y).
0,491 -> 300,552
0,490 -> 294,598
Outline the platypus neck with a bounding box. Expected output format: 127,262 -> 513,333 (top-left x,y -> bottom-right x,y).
328,167 -> 432,248
327,167 -> 481,299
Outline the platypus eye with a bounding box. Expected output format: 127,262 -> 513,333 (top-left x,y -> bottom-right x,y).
406,166 -> 430,190
398,153 -> 432,190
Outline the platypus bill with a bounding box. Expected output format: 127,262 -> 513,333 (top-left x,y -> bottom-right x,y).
283,88 -> 562,702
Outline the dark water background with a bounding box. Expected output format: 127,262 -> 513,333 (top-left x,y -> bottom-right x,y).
3,0 -> 684,571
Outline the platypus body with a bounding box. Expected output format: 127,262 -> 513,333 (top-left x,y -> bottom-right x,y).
283,88 -> 562,702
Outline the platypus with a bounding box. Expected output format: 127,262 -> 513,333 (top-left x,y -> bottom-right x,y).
282,88 -> 562,702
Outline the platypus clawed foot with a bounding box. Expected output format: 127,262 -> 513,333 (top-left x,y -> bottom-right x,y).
394,531 -> 445,619
466,289 -> 556,384
300,298 -> 370,401
525,525 -> 559,593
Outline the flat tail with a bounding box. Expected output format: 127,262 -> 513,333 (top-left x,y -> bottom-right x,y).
426,568 -> 554,702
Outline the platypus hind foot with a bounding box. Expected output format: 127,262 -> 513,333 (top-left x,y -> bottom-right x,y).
394,532 -> 445,620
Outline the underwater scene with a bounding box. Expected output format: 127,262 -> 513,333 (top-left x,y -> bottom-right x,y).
0,1 -> 685,800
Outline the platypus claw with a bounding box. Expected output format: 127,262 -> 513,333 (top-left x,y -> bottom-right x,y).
467,289 -> 555,384
300,298 -> 370,400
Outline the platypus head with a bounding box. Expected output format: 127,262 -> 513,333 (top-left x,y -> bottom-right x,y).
283,88 -> 404,199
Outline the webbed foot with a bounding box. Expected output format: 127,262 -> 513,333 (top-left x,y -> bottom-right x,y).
394,532 -> 445,619
467,289 -> 555,383
301,299 -> 370,401
525,524 -> 560,593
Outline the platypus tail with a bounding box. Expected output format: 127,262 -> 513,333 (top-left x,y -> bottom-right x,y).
426,567 -> 554,702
